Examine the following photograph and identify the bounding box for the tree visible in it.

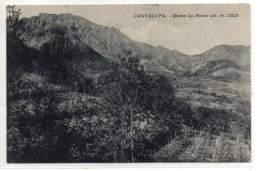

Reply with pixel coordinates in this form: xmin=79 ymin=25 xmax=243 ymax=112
xmin=97 ymin=57 xmax=191 ymax=162
xmin=7 ymin=5 xmax=21 ymax=32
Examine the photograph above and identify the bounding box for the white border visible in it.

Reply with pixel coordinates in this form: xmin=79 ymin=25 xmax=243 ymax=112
xmin=0 ymin=0 xmax=259 ymax=170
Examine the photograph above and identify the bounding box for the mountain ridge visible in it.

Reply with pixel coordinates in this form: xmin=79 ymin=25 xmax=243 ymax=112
xmin=15 ymin=13 xmax=250 ymax=78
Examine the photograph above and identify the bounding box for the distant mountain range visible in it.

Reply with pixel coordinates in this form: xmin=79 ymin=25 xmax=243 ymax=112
xmin=14 ymin=13 xmax=250 ymax=80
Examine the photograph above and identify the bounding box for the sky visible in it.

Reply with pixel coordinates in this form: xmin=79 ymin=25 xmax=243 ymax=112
xmin=16 ymin=4 xmax=250 ymax=55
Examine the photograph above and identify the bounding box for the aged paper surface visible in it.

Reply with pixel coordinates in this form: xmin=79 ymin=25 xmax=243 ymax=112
xmin=2 ymin=2 xmax=251 ymax=167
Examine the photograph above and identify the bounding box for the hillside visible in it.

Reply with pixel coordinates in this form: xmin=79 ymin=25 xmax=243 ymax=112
xmin=7 ymin=11 xmax=251 ymax=163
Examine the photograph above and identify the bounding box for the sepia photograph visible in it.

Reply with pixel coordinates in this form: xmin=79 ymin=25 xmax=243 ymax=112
xmin=5 ymin=4 xmax=251 ymax=163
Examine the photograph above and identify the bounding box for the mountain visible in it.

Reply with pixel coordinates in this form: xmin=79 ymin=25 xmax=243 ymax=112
xmin=189 ymin=45 xmax=250 ymax=72
xmin=14 ymin=13 xmax=250 ymax=79
xmin=186 ymin=45 xmax=251 ymax=81
xmin=15 ymin=13 xmax=188 ymax=75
